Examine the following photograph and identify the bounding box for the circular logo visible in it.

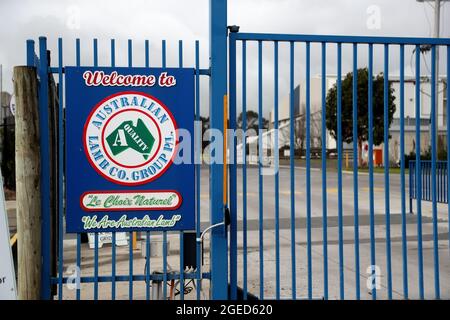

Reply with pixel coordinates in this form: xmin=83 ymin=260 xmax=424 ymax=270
xmin=83 ymin=91 xmax=177 ymax=185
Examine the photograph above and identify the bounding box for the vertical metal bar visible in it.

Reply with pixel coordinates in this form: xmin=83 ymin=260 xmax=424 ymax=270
xmin=289 ymin=41 xmax=297 ymax=300
xmin=178 ymin=39 xmax=185 ymax=301
xmin=228 ymin=34 xmax=238 ymax=300
xmin=415 ymin=45 xmax=424 ymax=299
xmin=26 ymin=40 xmax=35 ymax=66
xmin=110 ymin=38 xmax=117 ymax=301
xmin=38 ymin=36 xmax=51 ymax=300
xmin=127 ymin=38 xmax=133 ymax=301
xmin=447 ymin=45 xmax=450 ymax=256
xmin=93 ymin=38 xmax=99 ymax=301
xmin=321 ymin=42 xmax=329 ymax=300
xmin=257 ymin=40 xmax=264 ymax=300
xmin=57 ymin=37 xmax=64 ymax=301
xmin=209 ymin=0 xmax=228 ymax=299
xmin=144 ymin=39 xmax=150 ymax=301
xmin=368 ymin=43 xmax=376 ymax=300
xmin=241 ymin=40 xmax=248 ymax=300
xmin=305 ymin=41 xmax=313 ymax=300
xmin=194 ymin=40 xmax=202 ymax=301
xmin=410 ymin=160 xmax=413 ymax=214
xmin=352 ymin=43 xmax=360 ymax=300
xmin=161 ymin=39 xmax=168 ymax=300
xmin=430 ymin=45 xmax=440 ymax=299
xmin=274 ymin=40 xmax=280 ymax=300
xmin=75 ymin=38 xmax=81 ymax=301
xmin=399 ymin=44 xmax=409 ymax=299
xmin=383 ymin=44 xmax=393 ymax=300
xmin=336 ymin=42 xmax=344 ymax=300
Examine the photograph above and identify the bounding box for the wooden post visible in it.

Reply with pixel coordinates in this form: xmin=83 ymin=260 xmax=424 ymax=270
xmin=14 ymin=66 xmax=41 ymax=299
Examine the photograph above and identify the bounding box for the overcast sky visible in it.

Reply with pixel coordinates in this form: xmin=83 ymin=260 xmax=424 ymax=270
xmin=0 ymin=0 xmax=449 ymax=116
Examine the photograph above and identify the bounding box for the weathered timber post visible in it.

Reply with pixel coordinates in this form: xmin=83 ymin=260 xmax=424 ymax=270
xmin=13 ymin=66 xmax=41 ymax=299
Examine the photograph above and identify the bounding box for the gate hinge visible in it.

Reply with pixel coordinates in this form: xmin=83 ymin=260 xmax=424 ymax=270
xmin=227 ymin=25 xmax=240 ymax=34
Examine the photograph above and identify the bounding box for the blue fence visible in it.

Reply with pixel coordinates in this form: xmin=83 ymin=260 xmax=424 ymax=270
xmin=27 ymin=37 xmax=210 ymax=300
xmin=410 ymin=160 xmax=448 ymax=208
xmin=228 ymin=32 xmax=450 ymax=300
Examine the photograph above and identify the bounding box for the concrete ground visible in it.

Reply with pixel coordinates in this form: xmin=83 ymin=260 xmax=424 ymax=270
xmin=7 ymin=166 xmax=450 ymax=300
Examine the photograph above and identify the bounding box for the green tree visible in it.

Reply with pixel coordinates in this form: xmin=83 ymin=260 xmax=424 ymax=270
xmin=237 ymin=110 xmax=269 ymax=131
xmin=325 ymin=67 xmax=396 ymax=165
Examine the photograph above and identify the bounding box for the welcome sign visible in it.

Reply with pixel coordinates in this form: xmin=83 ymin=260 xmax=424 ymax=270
xmin=65 ymin=67 xmax=195 ymax=233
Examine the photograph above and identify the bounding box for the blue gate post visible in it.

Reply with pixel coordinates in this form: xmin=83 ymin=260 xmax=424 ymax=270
xmin=209 ymin=0 xmax=228 ymax=299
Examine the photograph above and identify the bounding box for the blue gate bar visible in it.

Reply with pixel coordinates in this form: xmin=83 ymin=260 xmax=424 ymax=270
xmin=399 ymin=44 xmax=409 ymax=299
xmin=75 ymin=38 xmax=81 ymax=301
xmin=26 ymin=40 xmax=35 ymax=66
xmin=38 ymin=36 xmax=51 ymax=300
xmin=415 ymin=44 xmax=424 ymax=299
xmin=321 ymin=42 xmax=329 ymax=300
xmin=161 ymin=39 xmax=168 ymax=301
xmin=289 ymin=41 xmax=296 ymax=300
xmin=93 ymin=38 xmax=99 ymax=301
xmin=194 ymin=40 xmax=202 ymax=301
xmin=209 ymin=0 xmax=228 ymax=299
xmin=305 ymin=41 xmax=313 ymax=300
xmin=110 ymin=38 xmax=117 ymax=301
xmin=144 ymin=39 xmax=151 ymax=301
xmin=383 ymin=44 xmax=393 ymax=300
xmin=228 ymin=33 xmax=238 ymax=300
xmin=241 ymin=40 xmax=248 ymax=300
xmin=257 ymin=40 xmax=264 ymax=299
xmin=336 ymin=42 xmax=344 ymax=300
xmin=448 ymin=45 xmax=450 ymax=256
xmin=233 ymin=33 xmax=450 ymax=45
xmin=352 ymin=43 xmax=360 ymax=300
xmin=57 ymin=37 xmax=64 ymax=301
xmin=274 ymin=40 xmax=280 ymax=300
xmin=127 ymin=38 xmax=134 ymax=301
xmin=178 ymin=39 xmax=185 ymax=301
xmin=368 ymin=43 xmax=376 ymax=300
xmin=430 ymin=45 xmax=440 ymax=299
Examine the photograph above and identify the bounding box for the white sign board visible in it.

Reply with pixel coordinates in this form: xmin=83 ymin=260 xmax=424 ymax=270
xmin=88 ymin=232 xmax=128 ymax=249
xmin=0 ymin=172 xmax=17 ymax=299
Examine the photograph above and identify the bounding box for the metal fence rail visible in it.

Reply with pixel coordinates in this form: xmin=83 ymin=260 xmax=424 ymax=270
xmin=410 ymin=160 xmax=448 ymax=205
xmin=228 ymin=32 xmax=450 ymax=300
xmin=27 ymin=37 xmax=209 ymax=300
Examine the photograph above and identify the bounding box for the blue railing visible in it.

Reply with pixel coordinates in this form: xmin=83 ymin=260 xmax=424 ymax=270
xmin=410 ymin=160 xmax=448 ymax=208
xmin=228 ymin=32 xmax=450 ymax=300
xmin=27 ymin=37 xmax=208 ymax=300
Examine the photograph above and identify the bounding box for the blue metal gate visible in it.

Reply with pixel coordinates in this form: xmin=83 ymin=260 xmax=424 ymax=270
xmin=228 ymin=32 xmax=450 ymax=300
xmin=26 ymin=36 xmax=214 ymax=300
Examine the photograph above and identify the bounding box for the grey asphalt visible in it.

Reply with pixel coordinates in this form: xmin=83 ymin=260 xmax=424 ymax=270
xmin=199 ymin=166 xmax=450 ymax=300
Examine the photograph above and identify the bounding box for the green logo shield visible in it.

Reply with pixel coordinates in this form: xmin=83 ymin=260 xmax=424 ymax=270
xmin=106 ymin=118 xmax=155 ymax=160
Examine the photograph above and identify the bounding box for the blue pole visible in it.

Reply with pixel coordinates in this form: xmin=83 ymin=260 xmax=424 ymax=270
xmin=415 ymin=45 xmax=424 ymax=299
xmin=178 ymin=39 xmax=185 ymax=301
xmin=93 ymin=38 xmax=99 ymax=301
xmin=289 ymin=41 xmax=297 ymax=300
xmin=274 ymin=41 xmax=280 ymax=300
xmin=38 ymin=36 xmax=51 ymax=300
xmin=110 ymin=38 xmax=117 ymax=301
xmin=430 ymin=45 xmax=440 ymax=299
xmin=75 ymin=38 xmax=81 ymax=301
xmin=57 ymin=37 xmax=64 ymax=301
xmin=368 ymin=44 xmax=376 ymax=300
xmin=321 ymin=42 xmax=329 ymax=300
xmin=352 ymin=43 xmax=360 ymax=300
xmin=383 ymin=44 xmax=392 ymax=300
xmin=337 ymin=42 xmax=344 ymax=300
xmin=241 ymin=40 xmax=248 ymax=300
xmin=228 ymin=33 xmax=238 ymax=300
xmin=209 ymin=0 xmax=228 ymax=299
xmin=305 ymin=41 xmax=312 ymax=300
xmin=26 ymin=40 xmax=35 ymax=66
xmin=257 ymin=40 xmax=264 ymax=300
xmin=195 ymin=40 xmax=202 ymax=300
xmin=399 ymin=44 xmax=409 ymax=299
